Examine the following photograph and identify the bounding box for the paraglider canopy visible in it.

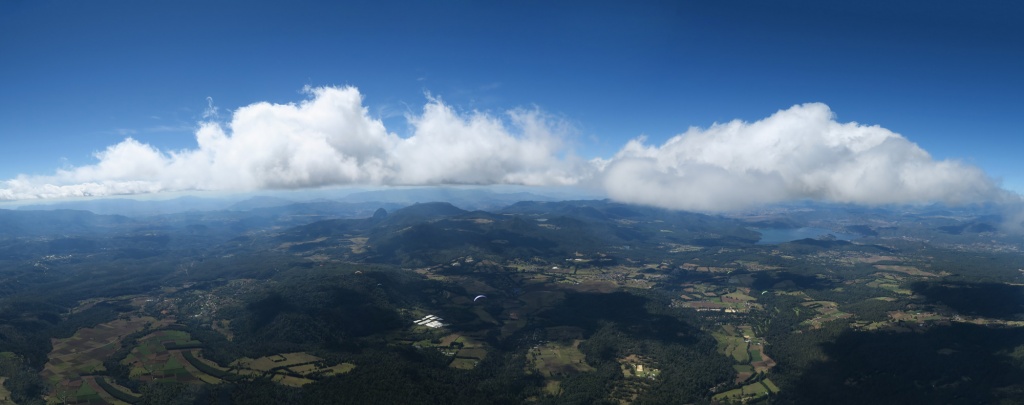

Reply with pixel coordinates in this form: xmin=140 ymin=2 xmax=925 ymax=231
xmin=473 ymin=295 xmax=487 ymax=302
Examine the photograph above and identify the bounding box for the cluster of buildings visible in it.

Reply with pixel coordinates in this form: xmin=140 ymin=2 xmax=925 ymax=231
xmin=413 ymin=314 xmax=445 ymax=328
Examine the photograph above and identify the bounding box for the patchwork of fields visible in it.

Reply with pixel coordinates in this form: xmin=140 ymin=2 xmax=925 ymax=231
xmin=38 ymin=309 xmax=355 ymax=404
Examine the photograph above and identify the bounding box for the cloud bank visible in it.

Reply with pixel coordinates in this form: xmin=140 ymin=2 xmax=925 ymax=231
xmin=600 ymin=103 xmax=1001 ymax=211
xmin=1 ymin=86 xmax=583 ymax=200
xmin=0 ymin=86 xmax=1006 ymax=211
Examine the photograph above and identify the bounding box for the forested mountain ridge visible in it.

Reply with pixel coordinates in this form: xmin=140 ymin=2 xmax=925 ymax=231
xmin=0 ymin=209 xmax=135 ymax=237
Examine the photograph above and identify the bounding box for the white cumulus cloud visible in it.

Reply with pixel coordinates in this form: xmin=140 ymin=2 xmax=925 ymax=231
xmin=0 ymin=89 xmax=1008 ymax=212
xmin=0 ymin=86 xmax=583 ymax=200
xmin=599 ymin=103 xmax=1001 ymax=211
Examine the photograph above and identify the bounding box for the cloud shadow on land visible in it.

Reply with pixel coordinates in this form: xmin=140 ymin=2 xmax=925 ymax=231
xmin=537 ymin=291 xmax=699 ymax=344
xmin=784 ymin=324 xmax=1024 ymax=404
xmin=750 ymin=271 xmax=836 ymax=292
xmin=911 ymin=281 xmax=1024 ymax=320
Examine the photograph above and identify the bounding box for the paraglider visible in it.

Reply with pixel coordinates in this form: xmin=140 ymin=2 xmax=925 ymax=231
xmin=473 ymin=295 xmax=487 ymax=302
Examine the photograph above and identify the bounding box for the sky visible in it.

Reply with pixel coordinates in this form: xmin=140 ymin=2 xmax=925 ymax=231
xmin=1 ymin=0 xmax=1022 ymax=211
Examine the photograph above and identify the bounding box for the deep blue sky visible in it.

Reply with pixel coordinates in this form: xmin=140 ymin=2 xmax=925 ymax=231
xmin=2 ymin=0 xmax=1022 ymax=191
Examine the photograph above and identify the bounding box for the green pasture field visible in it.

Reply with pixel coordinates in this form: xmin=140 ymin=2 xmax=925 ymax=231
xmin=748 ymin=348 xmax=763 ymax=362
xmin=526 ymin=340 xmax=594 ymax=378
xmin=232 ymin=352 xmax=322 ymax=372
xmin=72 ymin=379 xmax=102 ymax=403
xmin=712 ymin=330 xmax=750 ymax=363
xmin=866 ymin=278 xmax=913 ymax=295
xmin=450 ymin=358 xmax=479 ymax=370
xmin=722 ymin=291 xmax=756 ymax=302
xmin=405 ymin=334 xmax=490 ymax=369
xmin=730 ymin=342 xmax=750 ymax=363
xmin=732 ymin=365 xmax=753 ymax=373
xmin=713 ymin=324 xmax=778 ymax=387
xmin=456 ymin=348 xmax=488 ymax=361
xmin=712 ymin=380 xmax=773 ymax=403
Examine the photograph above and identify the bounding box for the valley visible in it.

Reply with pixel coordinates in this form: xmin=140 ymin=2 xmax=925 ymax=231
xmin=0 ymin=195 xmax=1022 ymax=404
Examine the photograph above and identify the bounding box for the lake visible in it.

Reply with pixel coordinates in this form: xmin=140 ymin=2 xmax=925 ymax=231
xmin=754 ymin=227 xmax=861 ymax=245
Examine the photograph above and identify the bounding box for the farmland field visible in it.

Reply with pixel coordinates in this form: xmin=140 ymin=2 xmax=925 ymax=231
xmin=230 ymin=352 xmax=354 ymax=383
xmin=232 ymin=352 xmax=321 ymax=372
xmin=526 ymin=340 xmax=594 ymax=378
xmin=41 ymin=316 xmax=171 ymax=386
xmin=712 ymin=379 xmax=779 ymax=403
xmin=122 ymin=329 xmax=204 ymax=383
